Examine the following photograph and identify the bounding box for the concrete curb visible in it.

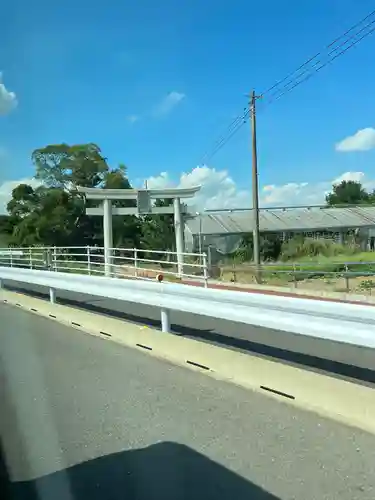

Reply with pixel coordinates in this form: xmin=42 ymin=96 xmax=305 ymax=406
xmin=2 ymin=289 xmax=375 ymax=435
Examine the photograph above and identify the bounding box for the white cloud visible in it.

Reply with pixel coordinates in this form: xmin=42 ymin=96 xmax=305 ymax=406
xmin=126 ymin=114 xmax=139 ymax=124
xmin=128 ymin=91 xmax=185 ymax=122
xmin=331 ymin=171 xmax=365 ymax=184
xmin=0 ymin=73 xmax=18 ymax=116
xmin=145 ymin=166 xmax=249 ymax=211
xmin=0 ymin=178 xmax=41 ymax=214
xmin=335 ymin=128 xmax=375 ymax=152
xmin=153 ymin=91 xmax=185 ymax=117
xmin=143 ymin=167 xmax=375 ymax=211
xmin=145 ymin=172 xmax=174 ymax=189
xmin=3 ymin=169 xmax=374 ymax=216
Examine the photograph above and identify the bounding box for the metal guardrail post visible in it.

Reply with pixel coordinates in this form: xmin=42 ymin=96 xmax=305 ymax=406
xmin=29 ymin=249 xmax=33 ymax=269
xmin=48 ymin=249 xmax=52 ymax=271
xmin=134 ymin=248 xmax=138 ymax=277
xmin=173 ymin=198 xmax=184 ymax=277
xmin=161 ymin=308 xmax=170 ymax=333
xmin=10 ymin=249 xmax=13 ymax=268
xmin=87 ymin=246 xmax=92 ymax=276
xmin=103 ymin=199 xmax=113 ymax=277
xmin=49 ymin=287 xmax=56 ymax=304
xmin=345 ymin=264 xmax=349 ymax=291
xmin=203 ymin=253 xmax=208 ymax=288
xmin=53 ymin=247 xmax=57 ymax=271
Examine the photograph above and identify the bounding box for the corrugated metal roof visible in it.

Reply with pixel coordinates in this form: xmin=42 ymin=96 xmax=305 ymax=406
xmin=185 ymin=206 xmax=375 ymax=235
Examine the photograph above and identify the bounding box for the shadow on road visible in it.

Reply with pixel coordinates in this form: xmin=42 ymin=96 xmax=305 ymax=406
xmin=2 ymin=441 xmax=279 ymax=500
xmin=180 ymin=328 xmax=375 ymax=385
xmin=4 ymin=282 xmax=375 ymax=385
xmin=3 ymin=283 xmax=214 ymax=336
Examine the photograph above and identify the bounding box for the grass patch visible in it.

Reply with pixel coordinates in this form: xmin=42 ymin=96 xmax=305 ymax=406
xmin=220 ymin=250 xmax=375 ymax=286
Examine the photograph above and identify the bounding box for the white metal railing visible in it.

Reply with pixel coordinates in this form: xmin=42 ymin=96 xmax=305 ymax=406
xmin=0 ymin=246 xmax=209 ymax=287
xmin=1 ymin=267 xmax=375 ymax=352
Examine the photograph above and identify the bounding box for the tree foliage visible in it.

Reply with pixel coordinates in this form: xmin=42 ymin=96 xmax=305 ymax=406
xmin=0 ymin=214 xmax=12 ymax=246
xmin=33 ymin=143 xmax=108 ymax=189
xmin=140 ymin=199 xmax=175 ymax=252
xmin=7 ymin=185 xmax=84 ymax=246
xmin=234 ymin=233 xmax=282 ymax=262
xmin=5 ymin=143 xmax=173 ymax=251
xmin=325 ymin=180 xmax=375 ymax=206
xmin=7 ymin=144 xmax=143 ymax=248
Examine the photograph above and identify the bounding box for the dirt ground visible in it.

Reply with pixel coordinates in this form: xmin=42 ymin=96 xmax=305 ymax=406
xmin=219 ymin=268 xmax=375 ymax=295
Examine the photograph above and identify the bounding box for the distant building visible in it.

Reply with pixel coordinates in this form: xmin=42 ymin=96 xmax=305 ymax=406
xmin=184 ymin=205 xmax=375 ymax=255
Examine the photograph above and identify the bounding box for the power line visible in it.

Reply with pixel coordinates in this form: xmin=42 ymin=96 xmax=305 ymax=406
xmin=264 ymin=16 xmax=375 ymax=105
xmin=198 ymin=8 xmax=375 ymax=164
xmin=265 ymin=21 xmax=375 ymax=106
xmin=261 ymin=9 xmax=375 ymax=100
xmin=199 ymin=107 xmax=251 ymax=164
xmin=327 ymin=8 xmax=375 ymax=48
xmin=199 ymin=112 xmax=247 ymax=164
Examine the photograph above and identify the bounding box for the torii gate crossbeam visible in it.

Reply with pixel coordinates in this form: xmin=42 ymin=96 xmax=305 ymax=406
xmin=77 ymin=186 xmax=201 ymax=277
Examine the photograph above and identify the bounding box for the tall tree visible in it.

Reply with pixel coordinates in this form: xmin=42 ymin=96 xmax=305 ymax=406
xmin=0 ymin=214 xmax=12 ymax=247
xmin=32 ymin=143 xmax=108 ymax=188
xmin=7 ymin=184 xmax=83 ymax=246
xmin=325 ymin=180 xmax=372 ymax=206
xmin=30 ymin=143 xmax=110 ymax=245
xmin=7 ymin=144 xmax=142 ymax=248
xmin=6 ymin=184 xmax=38 ymax=219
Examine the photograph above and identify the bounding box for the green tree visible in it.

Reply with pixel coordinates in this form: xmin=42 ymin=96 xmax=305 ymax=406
xmin=103 ymin=164 xmax=132 ymax=190
xmin=7 ymin=144 xmax=142 ymax=248
xmin=141 ymin=199 xmax=175 ymax=253
xmin=233 ymin=233 xmax=282 ymax=262
xmin=7 ymin=184 xmax=83 ymax=246
xmin=32 ymin=143 xmax=108 ymax=188
xmin=261 ymin=234 xmax=282 ymax=261
xmin=325 ymin=180 xmax=371 ymax=206
xmin=6 ymin=184 xmax=41 ymax=246
xmin=6 ymin=184 xmax=38 ymax=219
xmin=0 ymin=214 xmax=13 ymax=246
xmin=30 ymin=143 xmax=110 ymax=247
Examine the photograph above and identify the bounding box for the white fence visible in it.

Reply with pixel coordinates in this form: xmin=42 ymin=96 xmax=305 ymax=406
xmin=1 ymin=266 xmax=375 ymax=349
xmin=0 ymin=246 xmax=208 ymax=286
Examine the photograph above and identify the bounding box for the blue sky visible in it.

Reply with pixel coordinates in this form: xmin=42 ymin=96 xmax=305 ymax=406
xmin=1 ymin=0 xmax=375 ymax=210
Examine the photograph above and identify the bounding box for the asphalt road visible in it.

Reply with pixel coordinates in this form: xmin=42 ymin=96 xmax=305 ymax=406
xmin=1 ymin=303 xmax=375 ymax=500
xmin=3 ymin=280 xmax=375 ymax=383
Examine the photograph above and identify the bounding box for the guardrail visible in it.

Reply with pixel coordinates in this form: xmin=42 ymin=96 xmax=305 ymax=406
xmin=5 ymin=246 xmax=375 ymax=297
xmin=1 ymin=266 xmax=375 ymax=349
xmin=0 ymin=246 xmax=208 ymax=286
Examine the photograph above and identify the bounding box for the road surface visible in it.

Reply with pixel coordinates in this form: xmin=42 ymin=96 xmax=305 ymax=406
xmin=1 ymin=303 xmax=375 ymax=500
xmin=3 ymin=280 xmax=375 ymax=383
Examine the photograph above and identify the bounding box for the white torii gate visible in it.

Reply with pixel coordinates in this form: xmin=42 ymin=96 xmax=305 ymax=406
xmin=77 ymin=186 xmax=201 ymax=277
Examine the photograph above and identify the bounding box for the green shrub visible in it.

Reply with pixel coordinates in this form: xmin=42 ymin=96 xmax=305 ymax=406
xmin=358 ymin=279 xmax=375 ymax=290
xmin=280 ymin=237 xmax=357 ymax=261
xmin=232 ymin=233 xmax=282 ymax=263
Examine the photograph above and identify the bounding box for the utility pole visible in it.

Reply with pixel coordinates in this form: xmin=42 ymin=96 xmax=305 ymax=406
xmin=250 ymin=90 xmax=261 ymax=283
